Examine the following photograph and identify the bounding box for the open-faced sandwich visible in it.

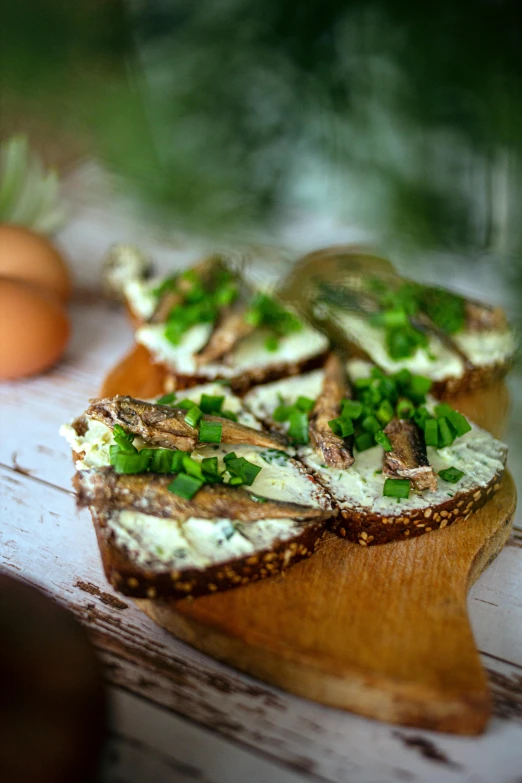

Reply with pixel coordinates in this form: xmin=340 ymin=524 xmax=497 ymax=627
xmin=244 ymin=355 xmax=508 ymax=545
xmin=61 ymin=383 xmax=333 ymax=598
xmin=281 ymin=247 xmax=517 ymax=398
xmin=123 ymin=255 xmax=329 ymax=394
xmin=62 ymin=246 xmax=512 ymax=599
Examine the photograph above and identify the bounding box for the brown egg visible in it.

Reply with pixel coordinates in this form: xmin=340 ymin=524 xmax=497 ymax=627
xmin=0 ymin=277 xmax=70 ymax=379
xmin=0 ymin=224 xmax=71 ymax=301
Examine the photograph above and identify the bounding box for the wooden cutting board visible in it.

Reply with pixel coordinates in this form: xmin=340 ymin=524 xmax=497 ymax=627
xmin=101 ymin=346 xmax=516 ymax=735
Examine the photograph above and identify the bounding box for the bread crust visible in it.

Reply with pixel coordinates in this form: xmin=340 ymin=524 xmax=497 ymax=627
xmin=90 ymin=507 xmax=327 ymax=599
xmin=328 ymin=465 xmax=505 ymax=547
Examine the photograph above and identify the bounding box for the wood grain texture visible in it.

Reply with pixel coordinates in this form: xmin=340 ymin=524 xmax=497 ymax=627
xmin=100 ymin=340 xmax=516 ymax=734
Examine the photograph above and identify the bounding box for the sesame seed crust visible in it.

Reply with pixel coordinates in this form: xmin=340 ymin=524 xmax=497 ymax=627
xmin=327 ymin=466 xmax=506 ymax=546
xmin=90 ymin=507 xmax=328 ymax=600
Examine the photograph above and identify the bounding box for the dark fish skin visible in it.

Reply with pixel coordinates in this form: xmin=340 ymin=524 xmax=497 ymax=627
xmin=74 ymin=469 xmax=331 ymax=523
xmin=87 ymin=396 xmax=286 ymax=451
xmin=465 ymin=301 xmax=507 ymax=332
xmin=196 ymin=306 xmax=254 ymax=365
xmin=383 ymin=419 xmax=437 ymax=492
xmin=309 ymin=353 xmax=354 ymax=469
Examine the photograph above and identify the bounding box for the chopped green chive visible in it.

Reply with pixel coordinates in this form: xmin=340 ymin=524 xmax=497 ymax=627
xmin=396 ymin=398 xmax=415 ymax=419
xmin=355 ymin=432 xmax=374 ymax=452
xmin=199 ymin=420 xmax=223 ymax=443
xmin=201 ymin=456 xmax=224 ymax=483
xmin=438 ymin=467 xmax=465 ymax=483
xmin=376 ymin=399 xmax=394 ymax=425
xmin=296 ymin=396 xmax=315 ymax=414
xmin=362 ymin=415 xmax=381 ymax=434
xmin=168 ymin=473 xmax=204 ymax=500
xmin=410 ymin=374 xmax=432 ymax=396
xmin=149 ymin=448 xmax=177 ymax=473
xmin=199 ymin=394 xmax=225 ymax=414
xmin=273 ymin=404 xmax=293 ymax=422
xmin=249 ymin=493 xmax=268 ymax=503
xmin=223 ymin=451 xmax=237 ymax=463
xmin=341 ymin=399 xmax=363 ymax=420
xmin=184 ymin=405 xmax=203 ymax=428
xmin=437 ymin=418 xmax=455 ymax=448
xmin=111 ymin=450 xmax=151 ymax=474
xmin=182 ymin=455 xmax=204 ymax=479
xmin=178 ymin=398 xmax=196 ymax=410
xmin=424 ymin=418 xmax=439 ymax=447
xmin=288 ymin=409 xmax=310 ymax=444
xmin=156 ymin=392 xmax=177 ymax=405
xmin=383 ymin=478 xmax=410 ymax=499
xmin=113 ymin=424 xmax=136 ymax=452
xmin=434 ymin=404 xmax=471 ymax=437
xmin=328 ymin=417 xmax=354 ymax=438
xmin=375 ymin=430 xmax=393 ymax=451
xmin=201 ymin=456 xmax=219 ymax=475
xmin=265 ymin=335 xmax=279 ymax=352
xmin=171 ymin=450 xmax=184 ymax=473
xmin=225 ymin=456 xmax=262 ymax=486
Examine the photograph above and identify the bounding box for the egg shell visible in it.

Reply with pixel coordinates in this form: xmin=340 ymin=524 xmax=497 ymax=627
xmin=0 ymin=277 xmax=70 ymax=379
xmin=0 ymin=224 xmax=71 ymax=301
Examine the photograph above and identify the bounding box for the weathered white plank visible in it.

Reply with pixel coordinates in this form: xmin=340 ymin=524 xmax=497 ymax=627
xmin=2 ymin=465 xmax=522 ymax=783
xmin=103 ymin=688 xmax=325 ymax=783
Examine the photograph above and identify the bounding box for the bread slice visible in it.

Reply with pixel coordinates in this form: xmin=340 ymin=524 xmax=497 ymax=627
xmin=61 ymin=383 xmax=334 ymax=599
xmin=244 ymin=364 xmax=508 ymax=546
xmin=124 ymin=272 xmax=329 ymax=395
xmin=279 ymin=246 xmax=517 ymax=398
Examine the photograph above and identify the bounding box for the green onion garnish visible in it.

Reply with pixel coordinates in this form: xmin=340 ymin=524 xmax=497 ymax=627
xmin=328 ymin=417 xmax=354 ymax=438
xmin=434 ymin=404 xmax=471 ymax=437
xmin=168 ymin=473 xmax=204 ymax=500
xmin=375 ymin=430 xmax=393 ymax=451
xmin=182 ymin=454 xmax=204 ymax=479
xmin=156 ymin=392 xmax=177 ymax=405
xmin=111 ymin=450 xmax=151 ymax=474
xmin=265 ymin=335 xmax=279 ymax=352
xmin=341 ymin=400 xmax=363 ymax=420
xmin=424 ymin=418 xmax=439 ymax=447
xmin=199 ymin=394 xmax=225 ymax=414
xmin=362 ymin=415 xmax=381 ymax=434
xmin=149 ymin=448 xmax=177 ymax=473
xmin=201 ymin=456 xmax=224 ymax=483
xmin=354 ymin=432 xmax=374 ymax=452
xmin=178 ymin=398 xmax=196 ymax=410
xmin=223 ymin=451 xmax=237 ymax=463
xmin=201 ymin=457 xmax=219 ymax=475
xmin=376 ymin=399 xmax=394 ymax=425
xmin=273 ymin=404 xmax=293 ymax=422
xmin=184 ymin=405 xmax=203 ymax=428
xmin=396 ymin=398 xmax=415 ymax=419
xmin=199 ymin=420 xmax=223 ymax=443
xmin=437 ymin=418 xmax=455 ymax=448
xmin=113 ymin=424 xmax=136 ymax=452
xmin=288 ymin=409 xmax=309 ymax=444
xmin=296 ymin=396 xmax=315 ymax=413
xmin=438 ymin=467 xmax=465 ymax=483
xmin=171 ymin=450 xmax=184 ymax=473
xmin=383 ymin=478 xmax=410 ymax=499
xmin=225 ymin=456 xmax=262 ymax=486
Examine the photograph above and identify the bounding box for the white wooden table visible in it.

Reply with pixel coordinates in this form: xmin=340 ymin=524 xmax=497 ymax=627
xmin=1 ymin=202 xmax=522 ymax=782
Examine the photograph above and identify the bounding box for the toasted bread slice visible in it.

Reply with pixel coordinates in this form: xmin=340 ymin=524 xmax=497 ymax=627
xmin=244 ymin=365 xmax=508 ymax=546
xmin=61 ymin=383 xmax=334 ymax=598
